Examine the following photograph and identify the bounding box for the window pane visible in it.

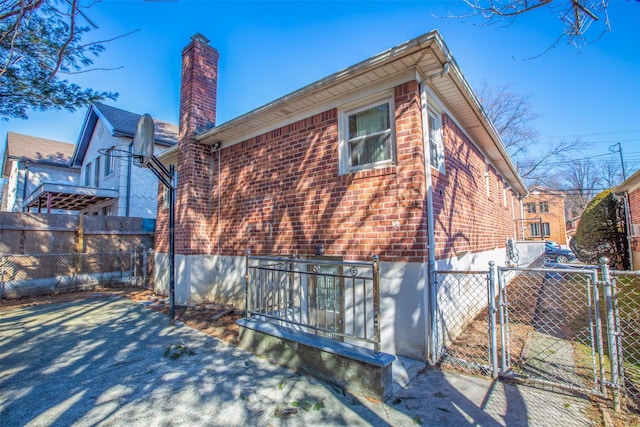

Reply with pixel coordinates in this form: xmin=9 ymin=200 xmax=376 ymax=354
xmin=85 ymin=163 xmax=92 ymax=186
xmin=105 ymin=148 xmax=114 ymax=176
xmin=530 ymin=223 xmax=540 ymax=236
xmin=348 ymin=104 xmax=389 ymax=139
xmin=539 ymin=202 xmax=549 ymax=213
xmin=349 ymin=132 xmax=391 ymax=167
xmin=430 ymin=141 xmax=438 ymax=168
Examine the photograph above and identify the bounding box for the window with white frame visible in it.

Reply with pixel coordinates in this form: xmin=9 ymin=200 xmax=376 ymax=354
xmin=539 ymin=201 xmax=549 ymax=213
xmin=428 ymin=111 xmax=445 ymax=173
xmin=340 ymin=99 xmax=395 ymax=173
xmin=94 ymin=157 xmax=100 ymax=186
xmin=104 ymin=147 xmax=115 ymax=176
xmin=530 ymin=222 xmax=550 ymax=237
xmin=84 ymin=162 xmax=92 ymax=186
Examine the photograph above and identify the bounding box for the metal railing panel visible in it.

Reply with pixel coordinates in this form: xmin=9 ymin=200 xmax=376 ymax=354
xmin=244 ymin=252 xmax=380 ymax=352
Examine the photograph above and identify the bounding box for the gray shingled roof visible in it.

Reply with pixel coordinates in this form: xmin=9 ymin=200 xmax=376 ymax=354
xmin=3 ymin=132 xmax=74 ymax=176
xmin=94 ymin=103 xmax=178 ymax=146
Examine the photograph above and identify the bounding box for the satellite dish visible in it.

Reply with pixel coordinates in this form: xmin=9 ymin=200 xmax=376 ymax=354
xmin=132 ymin=114 xmax=155 ymax=167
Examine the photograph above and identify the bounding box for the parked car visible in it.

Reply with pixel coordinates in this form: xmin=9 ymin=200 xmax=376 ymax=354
xmin=545 ymin=241 xmax=562 ymax=251
xmin=545 ymin=243 xmax=576 ymax=264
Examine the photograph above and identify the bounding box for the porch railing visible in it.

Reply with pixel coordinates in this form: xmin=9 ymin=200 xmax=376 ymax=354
xmin=244 ymin=251 xmax=381 ymax=352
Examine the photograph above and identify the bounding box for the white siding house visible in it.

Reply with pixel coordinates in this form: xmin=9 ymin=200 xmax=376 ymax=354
xmin=72 ymin=104 xmax=178 ymax=218
xmin=1 ymin=133 xmax=79 ymax=213
xmin=1 ymin=104 xmax=178 ymax=218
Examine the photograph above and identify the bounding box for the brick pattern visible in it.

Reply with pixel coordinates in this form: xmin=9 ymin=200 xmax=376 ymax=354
xmin=208 ymin=81 xmax=426 ymax=262
xmin=158 ymin=79 xmax=520 ymax=262
xmin=628 ymin=188 xmax=640 ymax=254
xmin=432 ymin=115 xmax=519 ymax=259
xmin=522 ymin=191 xmax=567 ymax=244
xmin=173 ymin=37 xmax=220 ymax=255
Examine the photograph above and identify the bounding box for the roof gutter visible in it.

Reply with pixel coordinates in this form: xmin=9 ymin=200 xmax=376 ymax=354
xmin=429 ymin=35 xmax=527 ymax=196
xmin=194 ymin=30 xmax=441 ymax=144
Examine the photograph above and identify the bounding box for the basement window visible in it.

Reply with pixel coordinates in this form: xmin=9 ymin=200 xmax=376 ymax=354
xmin=339 ymin=98 xmax=395 ymax=174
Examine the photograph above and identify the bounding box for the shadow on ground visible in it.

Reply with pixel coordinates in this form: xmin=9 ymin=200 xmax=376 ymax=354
xmin=0 ymin=296 xmax=597 ymax=426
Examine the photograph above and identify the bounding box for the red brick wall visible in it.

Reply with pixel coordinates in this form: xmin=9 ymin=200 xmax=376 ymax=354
xmin=207 ymin=81 xmax=427 ymax=262
xmin=432 ymin=115 xmax=518 ymax=260
xmin=158 ymin=35 xmax=220 ymax=255
xmin=158 ymin=78 xmax=519 ymax=262
xmin=628 ymin=187 xmax=640 ymax=254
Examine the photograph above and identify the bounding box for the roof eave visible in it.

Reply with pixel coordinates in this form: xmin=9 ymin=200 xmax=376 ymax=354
xmin=615 ymin=168 xmax=640 ymax=194
xmin=193 ymin=30 xmax=527 ymax=196
xmin=195 ymin=30 xmax=441 ymax=144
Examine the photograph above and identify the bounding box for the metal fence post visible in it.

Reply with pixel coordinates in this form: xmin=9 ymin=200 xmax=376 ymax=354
xmin=588 ymin=273 xmax=607 ymax=395
xmin=600 ymin=257 xmax=621 ymax=412
xmin=142 ymin=248 xmax=148 ymax=288
xmin=487 ymin=261 xmax=498 ymax=379
xmin=0 ymin=261 xmax=5 ymax=300
xmin=132 ymin=249 xmax=137 ymax=283
xmin=372 ymin=255 xmax=381 ymax=354
xmin=497 ymin=267 xmax=508 ymax=374
xmin=245 ymin=249 xmax=251 ymax=319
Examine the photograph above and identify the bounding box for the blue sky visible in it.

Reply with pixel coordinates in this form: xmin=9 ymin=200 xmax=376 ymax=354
xmin=3 ymin=0 xmax=639 ymax=175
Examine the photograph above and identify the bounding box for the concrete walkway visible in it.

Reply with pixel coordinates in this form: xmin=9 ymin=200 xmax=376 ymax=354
xmin=0 ymin=296 xmax=598 ymax=426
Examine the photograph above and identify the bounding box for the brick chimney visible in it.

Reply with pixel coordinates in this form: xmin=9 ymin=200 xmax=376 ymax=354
xmin=176 ymin=34 xmax=219 ymax=255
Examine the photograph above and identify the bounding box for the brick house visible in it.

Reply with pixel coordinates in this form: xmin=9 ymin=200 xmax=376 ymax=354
xmin=521 ymin=186 xmax=568 ymax=245
xmin=615 ymin=169 xmax=640 ymax=269
xmin=155 ymin=31 xmax=527 ymax=360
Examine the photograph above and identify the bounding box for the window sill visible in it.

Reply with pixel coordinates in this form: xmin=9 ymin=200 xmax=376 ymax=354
xmin=342 ymin=165 xmax=397 ymax=181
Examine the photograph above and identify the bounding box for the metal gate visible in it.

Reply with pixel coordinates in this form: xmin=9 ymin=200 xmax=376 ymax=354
xmin=435 ymin=261 xmax=632 ymax=411
xmin=497 ymin=265 xmax=607 ymax=397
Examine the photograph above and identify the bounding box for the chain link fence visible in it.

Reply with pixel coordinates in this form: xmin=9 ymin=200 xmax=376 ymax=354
xmin=0 ymin=250 xmax=152 ymax=300
xmin=434 ymin=270 xmax=494 ymax=376
xmin=498 ymin=266 xmax=603 ymax=396
xmin=434 ymin=260 xmax=640 ymax=415
xmin=611 ymin=271 xmax=640 ymax=413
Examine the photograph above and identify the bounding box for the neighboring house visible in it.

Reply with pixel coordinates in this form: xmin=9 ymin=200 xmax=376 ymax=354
xmin=1 ymin=132 xmax=80 ymax=213
xmin=521 ymin=186 xmax=568 ymax=245
xmin=155 ymin=31 xmax=528 ymax=361
xmin=1 ymin=105 xmax=178 ymax=218
xmin=69 ymin=103 xmax=178 ymax=218
xmin=615 ymin=169 xmax=640 ymax=270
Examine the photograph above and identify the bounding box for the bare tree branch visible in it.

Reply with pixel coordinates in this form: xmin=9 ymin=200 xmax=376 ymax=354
xmin=451 ymin=0 xmax=613 ymax=51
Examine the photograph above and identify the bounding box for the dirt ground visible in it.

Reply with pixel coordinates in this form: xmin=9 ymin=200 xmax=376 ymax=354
xmin=0 ymin=286 xmax=242 ymax=346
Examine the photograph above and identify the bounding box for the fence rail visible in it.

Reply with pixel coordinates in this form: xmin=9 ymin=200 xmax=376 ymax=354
xmin=434 ymin=260 xmax=640 ymax=414
xmin=245 ymin=253 xmax=381 ymax=352
xmin=0 ymin=250 xmax=151 ymax=299
xmin=611 ymin=270 xmax=640 ymax=412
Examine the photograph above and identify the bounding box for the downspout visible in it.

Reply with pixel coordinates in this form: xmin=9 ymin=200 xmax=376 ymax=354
xmin=420 ymin=64 xmax=448 ymax=365
xmin=212 ymin=142 xmax=222 ymax=270
xmin=21 ymin=161 xmax=29 ymax=212
xmin=622 ymin=191 xmax=634 ymax=270
xmin=126 ymin=144 xmax=132 ymax=216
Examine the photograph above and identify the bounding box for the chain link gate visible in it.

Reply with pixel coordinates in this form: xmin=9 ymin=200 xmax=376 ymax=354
xmin=434 ymin=261 xmax=634 ymax=412
xmin=497 ymin=265 xmax=607 ymax=398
